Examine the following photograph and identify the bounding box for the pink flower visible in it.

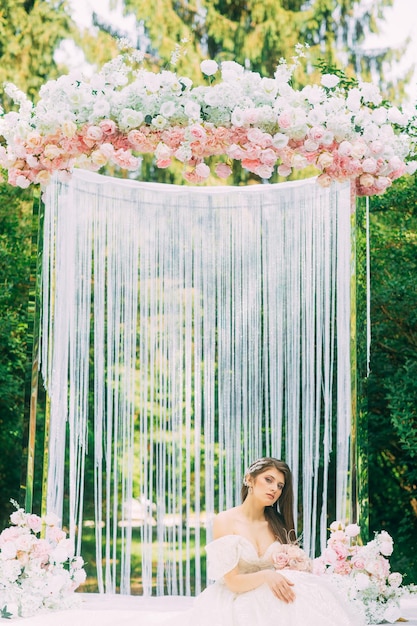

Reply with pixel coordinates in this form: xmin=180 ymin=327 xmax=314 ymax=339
xmin=195 ymin=162 xmax=210 ymax=179
xmin=316 ymin=151 xmax=334 ymax=170
xmin=215 ymin=162 xmax=232 ymax=178
xmin=188 ymin=124 xmax=207 ymax=141
xmin=247 ymin=128 xmax=272 ymax=148
xmin=254 ymin=164 xmax=273 ymax=178
xmin=260 ymin=148 xmax=278 ymax=167
xmin=358 ymin=173 xmax=375 ymax=188
xmin=112 ymin=149 xmax=140 ymax=170
xmin=26 ymin=514 xmax=42 ymax=534
xmin=99 ymin=119 xmax=117 ymax=135
xmin=351 ymin=555 xmax=366 ymax=570
xmin=84 ymin=125 xmax=104 ymax=143
xmin=273 ymin=551 xmax=290 ymax=569
xmin=277 ymin=164 xmax=292 ymax=177
xmin=277 ymin=111 xmax=292 ymax=129
xmin=345 ymin=523 xmax=361 ymax=538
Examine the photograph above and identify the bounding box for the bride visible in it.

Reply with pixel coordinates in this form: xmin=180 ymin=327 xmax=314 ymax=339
xmin=158 ymin=457 xmax=364 ymax=626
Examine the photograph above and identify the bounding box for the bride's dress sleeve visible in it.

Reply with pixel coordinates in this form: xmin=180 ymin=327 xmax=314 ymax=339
xmin=205 ymin=535 xmax=241 ymax=581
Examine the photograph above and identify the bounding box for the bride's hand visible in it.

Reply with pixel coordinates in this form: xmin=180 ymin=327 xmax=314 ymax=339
xmin=263 ymin=570 xmax=295 ymax=603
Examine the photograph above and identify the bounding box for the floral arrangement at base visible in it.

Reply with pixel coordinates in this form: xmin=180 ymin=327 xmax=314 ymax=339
xmin=0 ymin=501 xmax=86 ymax=619
xmin=0 ymin=42 xmax=416 ymax=195
xmin=313 ymin=520 xmax=415 ymax=624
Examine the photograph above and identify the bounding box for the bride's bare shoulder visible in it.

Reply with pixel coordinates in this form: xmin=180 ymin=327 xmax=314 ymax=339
xmin=213 ymin=507 xmax=241 ymax=538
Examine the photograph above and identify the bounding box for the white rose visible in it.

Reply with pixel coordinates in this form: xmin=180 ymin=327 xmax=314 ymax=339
xmin=388 ymin=572 xmax=403 ymax=588
xmin=321 ymin=74 xmax=340 ymax=89
xmin=119 ymin=108 xmax=144 ymax=130
xmin=200 ymin=60 xmax=218 ymax=76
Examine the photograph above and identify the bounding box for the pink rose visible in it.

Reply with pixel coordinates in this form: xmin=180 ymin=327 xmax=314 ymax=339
xmin=260 ymin=148 xmax=278 ymax=167
xmin=358 ymin=173 xmax=375 ymax=188
xmin=254 ymin=164 xmax=274 ymax=178
xmin=277 ymin=111 xmax=292 ymax=129
xmin=273 ymin=551 xmax=290 ymax=569
xmin=351 ymin=555 xmax=366 ymax=570
xmin=26 ymin=514 xmax=42 ymax=534
xmin=113 ymin=149 xmax=140 ymax=170
xmin=195 ymin=162 xmax=210 ymax=179
xmin=277 ymin=164 xmax=292 ymax=177
xmin=247 ymin=128 xmax=272 ymax=148
xmin=85 ymin=125 xmax=104 ymax=142
xmin=309 ymin=126 xmax=325 ymax=142
xmin=215 ymin=162 xmax=232 ymax=178
xmin=189 ymin=124 xmax=207 ymax=141
xmin=99 ymin=119 xmax=117 ymax=135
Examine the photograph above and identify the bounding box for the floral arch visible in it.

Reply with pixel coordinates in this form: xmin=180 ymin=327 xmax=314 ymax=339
xmin=0 ymin=46 xmax=415 ymax=599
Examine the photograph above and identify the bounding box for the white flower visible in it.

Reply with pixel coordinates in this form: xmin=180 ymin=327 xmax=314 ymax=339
xmin=221 ymin=61 xmax=244 ymax=80
xmin=184 ymin=100 xmax=201 ymax=120
xmin=272 ymin=133 xmax=289 ymax=149
xmin=200 ymin=60 xmax=218 ymax=76
xmin=383 ymin=603 xmax=402 ymax=623
xmin=359 ymin=81 xmax=382 ymax=106
xmin=151 ymin=115 xmax=168 ymax=129
xmin=160 ymin=101 xmax=177 ymax=118
xmin=43 ymin=512 xmax=60 ymax=527
xmin=321 ymin=74 xmax=340 ymax=88
xmin=119 ymin=108 xmax=144 ymax=130
xmin=388 ymin=572 xmax=403 ymax=588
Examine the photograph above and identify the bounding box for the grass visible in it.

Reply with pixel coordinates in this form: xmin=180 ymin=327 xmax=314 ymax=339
xmin=78 ymin=524 xmax=207 ymax=595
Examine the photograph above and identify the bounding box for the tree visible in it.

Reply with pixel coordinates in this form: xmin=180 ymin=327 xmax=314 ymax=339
xmin=367 ymin=174 xmax=417 ymax=583
xmin=0 ymin=0 xmax=79 ymax=523
xmin=0 ymin=185 xmax=32 ymax=527
xmin=0 ymin=0 xmax=76 ymax=99
xmin=117 ymin=0 xmax=406 ymax=94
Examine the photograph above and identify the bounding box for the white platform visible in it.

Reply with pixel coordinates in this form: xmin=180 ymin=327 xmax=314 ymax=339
xmin=11 ymin=593 xmax=417 ymax=625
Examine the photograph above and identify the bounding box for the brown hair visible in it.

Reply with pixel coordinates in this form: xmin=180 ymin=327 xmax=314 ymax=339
xmin=241 ymin=457 xmax=296 ymax=544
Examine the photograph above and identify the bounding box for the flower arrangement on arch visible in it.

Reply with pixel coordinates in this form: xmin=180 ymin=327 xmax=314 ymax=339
xmin=313 ymin=520 xmax=414 ymax=624
xmin=0 ymin=43 xmax=415 ymax=195
xmin=0 ymin=501 xmax=86 ymax=619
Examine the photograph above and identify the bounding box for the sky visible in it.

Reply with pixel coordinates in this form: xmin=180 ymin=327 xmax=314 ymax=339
xmin=66 ymin=0 xmax=417 ymax=103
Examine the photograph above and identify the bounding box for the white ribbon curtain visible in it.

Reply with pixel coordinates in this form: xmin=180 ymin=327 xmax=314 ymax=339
xmin=40 ymin=169 xmax=352 ymax=596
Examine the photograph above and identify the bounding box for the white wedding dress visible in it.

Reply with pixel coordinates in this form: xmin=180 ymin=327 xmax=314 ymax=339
xmin=157 ymin=534 xmax=365 ymax=626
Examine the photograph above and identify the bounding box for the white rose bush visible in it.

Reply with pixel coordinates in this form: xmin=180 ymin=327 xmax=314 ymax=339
xmin=0 ymin=43 xmax=415 ymax=194
xmin=0 ymin=502 xmax=86 ymax=618
xmin=313 ymin=520 xmax=415 ymax=624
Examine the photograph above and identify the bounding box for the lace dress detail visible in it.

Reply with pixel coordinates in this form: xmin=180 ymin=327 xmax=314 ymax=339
xmin=161 ymin=535 xmax=365 ymax=626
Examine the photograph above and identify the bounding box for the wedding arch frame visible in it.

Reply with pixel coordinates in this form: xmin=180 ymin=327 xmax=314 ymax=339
xmin=21 ymin=171 xmax=369 ymax=596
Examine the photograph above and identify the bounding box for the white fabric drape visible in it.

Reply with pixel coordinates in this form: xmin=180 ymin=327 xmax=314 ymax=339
xmin=40 ymin=169 xmax=352 ymax=596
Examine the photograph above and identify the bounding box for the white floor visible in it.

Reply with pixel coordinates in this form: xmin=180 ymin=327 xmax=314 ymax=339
xmin=11 ymin=593 xmax=417 ymax=625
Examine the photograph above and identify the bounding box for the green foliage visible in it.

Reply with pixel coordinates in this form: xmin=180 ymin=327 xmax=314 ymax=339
xmin=119 ymin=0 xmax=404 ymax=95
xmin=0 ymin=0 xmax=75 ymax=100
xmin=367 ymin=174 xmax=417 ymax=583
xmin=0 ymin=184 xmax=32 ymax=527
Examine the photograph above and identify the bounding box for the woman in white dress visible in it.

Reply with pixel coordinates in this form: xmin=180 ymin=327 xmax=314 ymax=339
xmin=160 ymin=457 xmax=363 ymax=626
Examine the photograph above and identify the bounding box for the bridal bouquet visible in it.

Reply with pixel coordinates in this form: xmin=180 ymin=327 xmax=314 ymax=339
xmin=0 ymin=501 xmax=86 ymax=618
xmin=313 ymin=520 xmax=411 ymax=624
xmin=272 ymin=543 xmax=312 ymax=572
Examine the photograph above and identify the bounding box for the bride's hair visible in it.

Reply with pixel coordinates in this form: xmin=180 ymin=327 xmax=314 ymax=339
xmin=241 ymin=457 xmax=296 ymax=543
